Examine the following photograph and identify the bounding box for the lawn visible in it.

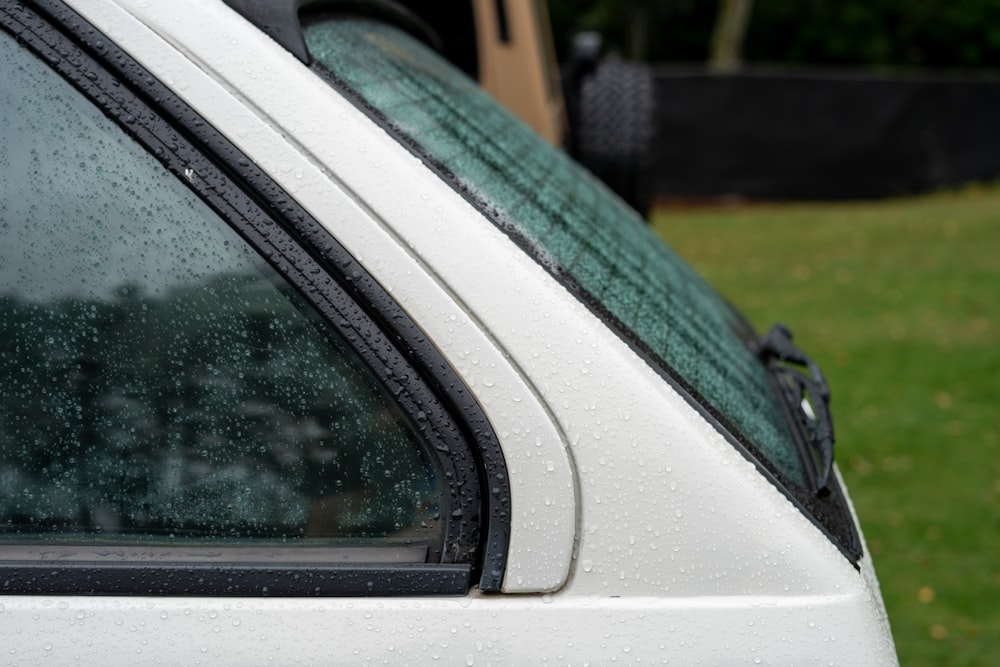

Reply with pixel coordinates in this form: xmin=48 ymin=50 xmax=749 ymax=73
xmin=651 ymin=185 xmax=1000 ymax=667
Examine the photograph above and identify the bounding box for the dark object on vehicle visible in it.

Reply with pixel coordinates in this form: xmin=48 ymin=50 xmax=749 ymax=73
xmin=757 ymin=324 xmax=835 ymax=496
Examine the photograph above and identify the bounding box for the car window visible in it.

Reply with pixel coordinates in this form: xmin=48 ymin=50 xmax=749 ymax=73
xmin=0 ymin=29 xmax=445 ymax=562
xmin=303 ymin=18 xmax=807 ymax=488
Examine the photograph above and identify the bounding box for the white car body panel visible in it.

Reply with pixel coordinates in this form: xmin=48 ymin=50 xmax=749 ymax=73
xmin=0 ymin=0 xmax=897 ymax=663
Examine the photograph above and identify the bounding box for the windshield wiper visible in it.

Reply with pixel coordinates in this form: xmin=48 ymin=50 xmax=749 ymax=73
xmin=756 ymin=324 xmax=835 ymax=496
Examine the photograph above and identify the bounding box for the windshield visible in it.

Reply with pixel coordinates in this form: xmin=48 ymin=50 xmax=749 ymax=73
xmin=303 ymin=18 xmax=807 ymax=488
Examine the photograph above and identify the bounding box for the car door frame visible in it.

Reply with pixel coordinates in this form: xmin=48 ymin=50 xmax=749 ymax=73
xmin=0 ymin=0 xmax=514 ymax=596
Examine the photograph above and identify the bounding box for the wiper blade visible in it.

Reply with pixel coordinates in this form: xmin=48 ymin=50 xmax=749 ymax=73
xmin=757 ymin=324 xmax=835 ymax=496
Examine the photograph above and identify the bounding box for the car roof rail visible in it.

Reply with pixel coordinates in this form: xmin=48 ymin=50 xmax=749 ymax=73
xmin=223 ymin=0 xmax=443 ymax=65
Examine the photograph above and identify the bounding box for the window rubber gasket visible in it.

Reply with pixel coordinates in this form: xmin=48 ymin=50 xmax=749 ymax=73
xmin=0 ymin=0 xmax=511 ymax=595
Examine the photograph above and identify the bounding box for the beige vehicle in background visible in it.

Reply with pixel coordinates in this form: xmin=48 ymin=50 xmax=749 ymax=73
xmin=471 ymin=0 xmax=568 ymax=146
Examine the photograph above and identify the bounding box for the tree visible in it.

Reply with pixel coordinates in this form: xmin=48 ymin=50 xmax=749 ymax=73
xmin=710 ymin=0 xmax=754 ymax=72
xmin=548 ymin=0 xmax=1000 ymax=69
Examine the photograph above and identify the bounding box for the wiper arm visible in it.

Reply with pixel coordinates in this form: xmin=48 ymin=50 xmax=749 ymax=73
xmin=756 ymin=324 xmax=835 ymax=496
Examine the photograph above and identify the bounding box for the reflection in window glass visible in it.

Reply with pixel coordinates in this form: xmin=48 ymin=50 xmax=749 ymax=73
xmin=0 ymin=34 xmax=443 ymax=554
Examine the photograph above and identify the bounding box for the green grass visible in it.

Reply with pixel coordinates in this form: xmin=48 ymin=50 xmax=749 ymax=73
xmin=651 ymin=185 xmax=1000 ymax=667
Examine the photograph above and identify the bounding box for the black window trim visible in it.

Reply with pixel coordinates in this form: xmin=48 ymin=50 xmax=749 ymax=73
xmin=2 ymin=562 xmax=473 ymax=597
xmin=0 ymin=0 xmax=511 ymax=596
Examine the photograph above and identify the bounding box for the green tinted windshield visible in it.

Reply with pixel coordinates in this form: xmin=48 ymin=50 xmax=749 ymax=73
xmin=304 ymin=19 xmax=805 ymax=486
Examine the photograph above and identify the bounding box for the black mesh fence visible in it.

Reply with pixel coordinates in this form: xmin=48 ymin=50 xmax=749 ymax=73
xmin=646 ymin=67 xmax=1000 ymax=200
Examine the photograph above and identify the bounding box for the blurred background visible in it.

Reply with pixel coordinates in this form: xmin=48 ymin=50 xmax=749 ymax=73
xmin=404 ymin=1 xmax=999 ymax=664
xmin=555 ymin=3 xmax=1000 ymax=665
xmin=548 ymin=0 xmax=1000 ymax=212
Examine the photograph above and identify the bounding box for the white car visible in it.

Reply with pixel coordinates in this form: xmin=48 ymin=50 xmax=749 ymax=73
xmin=0 ymin=0 xmax=896 ymax=664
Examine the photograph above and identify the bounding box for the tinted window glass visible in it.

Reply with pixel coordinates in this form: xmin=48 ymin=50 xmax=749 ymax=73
xmin=0 ymin=33 xmax=443 ymax=557
xmin=304 ymin=19 xmax=806 ymax=486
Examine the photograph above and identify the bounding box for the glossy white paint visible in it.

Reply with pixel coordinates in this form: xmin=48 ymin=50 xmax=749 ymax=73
xmin=2 ymin=591 xmax=893 ymax=665
xmin=0 ymin=0 xmax=898 ymax=663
